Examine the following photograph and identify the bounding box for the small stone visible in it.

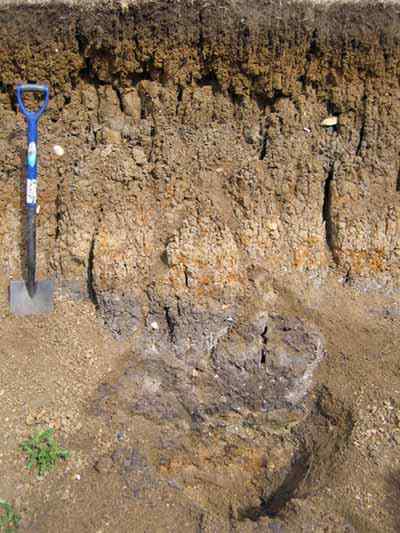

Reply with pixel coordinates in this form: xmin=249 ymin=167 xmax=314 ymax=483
xmin=26 ymin=414 xmax=35 ymax=425
xmin=36 ymin=409 xmax=46 ymax=421
xmin=53 ymin=145 xmax=65 ymax=156
xmin=132 ymin=147 xmax=147 ymax=166
xmin=266 ymin=221 xmax=278 ymax=231
xmin=321 ymin=116 xmax=338 ymax=127
xmin=244 ymin=126 xmax=261 ymax=145
xmin=101 ymin=127 xmax=122 ymax=145
xmin=75 ymin=474 xmax=81 ymax=480
xmin=94 ymin=457 xmax=114 ymax=474
xmin=51 ymin=418 xmax=62 ymax=430
xmin=120 ymin=0 xmax=129 ymax=12
xmin=150 ymin=321 xmax=159 ymax=330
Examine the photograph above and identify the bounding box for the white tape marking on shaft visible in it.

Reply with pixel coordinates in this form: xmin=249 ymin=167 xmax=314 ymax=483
xmin=27 ymin=180 xmax=37 ymax=205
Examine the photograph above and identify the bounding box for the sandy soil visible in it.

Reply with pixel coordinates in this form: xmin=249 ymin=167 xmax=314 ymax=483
xmin=1 ymin=277 xmax=399 ymax=532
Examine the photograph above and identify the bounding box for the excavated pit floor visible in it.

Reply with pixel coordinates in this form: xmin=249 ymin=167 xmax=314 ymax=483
xmin=1 ymin=278 xmax=400 ymax=532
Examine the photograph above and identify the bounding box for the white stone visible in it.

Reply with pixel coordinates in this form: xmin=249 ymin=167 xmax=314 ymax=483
xmin=321 ymin=116 xmax=338 ymax=127
xmin=132 ymin=147 xmax=147 ymax=166
xmin=53 ymin=145 xmax=65 ymax=156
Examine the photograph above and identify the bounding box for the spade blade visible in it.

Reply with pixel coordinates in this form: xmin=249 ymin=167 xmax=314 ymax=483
xmin=10 ymin=280 xmax=54 ymax=316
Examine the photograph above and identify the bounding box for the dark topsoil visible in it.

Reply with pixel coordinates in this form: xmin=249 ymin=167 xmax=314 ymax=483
xmin=0 ymin=0 xmax=400 ymax=93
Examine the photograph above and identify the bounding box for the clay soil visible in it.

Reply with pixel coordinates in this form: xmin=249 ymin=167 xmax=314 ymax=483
xmin=0 ymin=278 xmax=399 ymax=532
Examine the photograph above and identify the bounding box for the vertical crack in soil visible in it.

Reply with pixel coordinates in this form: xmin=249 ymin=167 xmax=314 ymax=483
xmin=149 ymin=126 xmax=157 ymax=162
xmin=297 ymin=29 xmax=320 ymax=92
xmin=198 ymin=5 xmax=206 ymax=67
xmin=356 ymin=90 xmax=368 ymax=156
xmin=260 ymin=324 xmax=268 ymax=365
xmin=175 ymin=85 xmax=184 ymax=116
xmin=184 ymin=267 xmax=190 ymax=288
xmin=343 ymin=267 xmax=352 ymax=285
xmin=323 ymin=162 xmax=336 ymax=260
xmin=396 ymin=165 xmax=400 ymax=191
xmin=54 ymin=177 xmax=63 ymax=241
xmin=164 ymin=306 xmax=177 ymax=343
xmin=197 ymin=512 xmax=205 ymax=533
xmin=259 ymin=123 xmax=269 ymax=161
xmin=87 ymin=232 xmax=98 ymax=306
xmin=116 ymin=88 xmax=124 ymax=114
xmin=75 ymin=23 xmax=92 ymax=81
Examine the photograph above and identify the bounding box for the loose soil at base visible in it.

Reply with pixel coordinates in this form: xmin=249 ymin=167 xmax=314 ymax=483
xmin=1 ymin=277 xmax=399 ymax=532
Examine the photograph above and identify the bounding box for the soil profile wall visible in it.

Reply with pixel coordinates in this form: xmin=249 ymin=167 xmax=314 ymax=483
xmin=0 ymin=0 xmax=399 ymax=335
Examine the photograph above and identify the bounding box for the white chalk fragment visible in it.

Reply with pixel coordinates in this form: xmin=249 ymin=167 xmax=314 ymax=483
xmin=321 ymin=116 xmax=338 ymax=127
xmin=132 ymin=147 xmax=147 ymax=166
xmin=36 ymin=205 xmax=40 ymax=214
xmin=304 ymin=127 xmax=311 ymax=133
xmin=53 ymin=145 xmax=65 ymax=156
xmin=150 ymin=321 xmax=159 ymax=330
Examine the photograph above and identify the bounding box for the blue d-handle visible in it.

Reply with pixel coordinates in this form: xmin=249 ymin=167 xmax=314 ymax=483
xmin=16 ymin=84 xmax=49 ymax=207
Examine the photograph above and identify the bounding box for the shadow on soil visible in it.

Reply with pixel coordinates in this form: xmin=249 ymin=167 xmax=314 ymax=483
xmin=239 ymin=449 xmax=311 ymax=520
xmin=385 ymin=470 xmax=400 ymax=532
xmin=239 ymin=386 xmax=354 ymax=523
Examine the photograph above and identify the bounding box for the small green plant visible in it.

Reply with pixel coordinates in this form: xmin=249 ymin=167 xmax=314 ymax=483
xmin=20 ymin=428 xmax=69 ymax=477
xmin=0 ymin=500 xmax=20 ymax=532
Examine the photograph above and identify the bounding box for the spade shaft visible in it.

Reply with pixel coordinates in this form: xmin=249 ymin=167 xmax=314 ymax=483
xmin=27 ymin=206 xmax=36 ymax=297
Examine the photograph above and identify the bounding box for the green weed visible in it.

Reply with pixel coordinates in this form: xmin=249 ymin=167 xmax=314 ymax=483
xmin=20 ymin=428 xmax=69 ymax=477
xmin=0 ymin=500 xmax=20 ymax=532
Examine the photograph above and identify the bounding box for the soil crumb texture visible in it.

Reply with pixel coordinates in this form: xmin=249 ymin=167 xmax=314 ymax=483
xmin=0 ymin=1 xmax=400 ymax=532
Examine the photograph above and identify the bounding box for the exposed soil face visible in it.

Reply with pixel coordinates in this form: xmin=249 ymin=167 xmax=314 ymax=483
xmin=0 ymin=1 xmax=400 ymax=532
xmin=1 ymin=0 xmax=400 ymax=303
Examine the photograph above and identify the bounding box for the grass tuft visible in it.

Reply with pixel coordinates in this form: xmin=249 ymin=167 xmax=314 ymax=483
xmin=0 ymin=500 xmax=20 ymax=532
xmin=20 ymin=428 xmax=69 ymax=477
